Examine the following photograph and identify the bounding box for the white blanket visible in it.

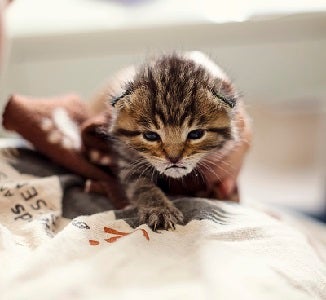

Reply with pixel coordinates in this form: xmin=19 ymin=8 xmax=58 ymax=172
xmin=1 ymin=158 xmax=326 ymax=300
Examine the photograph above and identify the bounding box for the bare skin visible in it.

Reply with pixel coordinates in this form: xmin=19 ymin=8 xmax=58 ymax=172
xmin=204 ymin=102 xmax=251 ymax=201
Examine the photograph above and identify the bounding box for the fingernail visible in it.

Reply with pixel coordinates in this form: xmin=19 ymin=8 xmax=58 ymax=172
xmin=89 ymin=150 xmax=100 ymax=162
xmin=47 ymin=130 xmax=62 ymax=143
xmin=99 ymin=156 xmax=111 ymax=165
xmin=40 ymin=118 xmax=54 ymax=131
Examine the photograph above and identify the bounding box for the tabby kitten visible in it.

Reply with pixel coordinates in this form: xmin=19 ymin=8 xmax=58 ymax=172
xmin=109 ymin=52 xmax=240 ymax=231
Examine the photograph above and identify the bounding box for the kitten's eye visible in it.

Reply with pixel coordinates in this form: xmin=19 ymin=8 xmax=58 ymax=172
xmin=187 ymin=129 xmax=205 ymax=140
xmin=143 ymin=131 xmax=161 ymax=141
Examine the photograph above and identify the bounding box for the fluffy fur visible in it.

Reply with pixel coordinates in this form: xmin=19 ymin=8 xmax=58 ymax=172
xmin=109 ymin=52 xmax=240 ymax=230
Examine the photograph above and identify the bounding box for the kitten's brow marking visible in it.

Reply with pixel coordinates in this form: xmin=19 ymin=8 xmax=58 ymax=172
xmin=116 ymin=128 xmax=141 ymax=137
xmin=207 ymin=127 xmax=232 ymax=139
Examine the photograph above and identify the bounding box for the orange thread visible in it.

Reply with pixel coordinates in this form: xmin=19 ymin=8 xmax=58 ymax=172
xmin=89 ymin=240 xmax=100 ymax=246
xmin=90 ymin=227 xmax=150 ymax=245
xmin=140 ymin=229 xmax=150 ymax=241
xmin=105 ymin=236 xmax=124 ymax=243
xmin=104 ymin=227 xmax=129 ymax=236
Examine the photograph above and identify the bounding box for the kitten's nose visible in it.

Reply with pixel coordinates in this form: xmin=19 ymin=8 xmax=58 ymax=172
xmin=166 ymin=155 xmax=181 ymax=164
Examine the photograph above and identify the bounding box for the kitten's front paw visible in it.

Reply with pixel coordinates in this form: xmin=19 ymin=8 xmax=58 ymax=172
xmin=139 ymin=204 xmax=184 ymax=231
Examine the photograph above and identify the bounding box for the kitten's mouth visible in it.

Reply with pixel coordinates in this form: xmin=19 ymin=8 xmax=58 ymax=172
xmin=162 ymin=164 xmax=191 ymax=179
xmin=165 ymin=165 xmax=187 ymax=170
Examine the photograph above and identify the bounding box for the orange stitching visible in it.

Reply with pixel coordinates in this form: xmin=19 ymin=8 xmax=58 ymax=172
xmin=103 ymin=227 xmax=129 ymax=236
xmin=140 ymin=229 xmax=150 ymax=241
xmin=89 ymin=227 xmax=150 ymax=246
xmin=89 ymin=240 xmax=100 ymax=246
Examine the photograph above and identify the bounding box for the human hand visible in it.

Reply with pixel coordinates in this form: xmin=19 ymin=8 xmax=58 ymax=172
xmin=203 ymin=101 xmax=252 ymax=202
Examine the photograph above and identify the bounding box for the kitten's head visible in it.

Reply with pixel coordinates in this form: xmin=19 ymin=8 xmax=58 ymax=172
xmin=110 ymin=52 xmax=239 ymax=178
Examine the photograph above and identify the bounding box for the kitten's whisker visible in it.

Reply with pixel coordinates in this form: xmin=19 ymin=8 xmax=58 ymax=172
xmin=203 ymin=159 xmax=226 ymax=178
xmin=193 ymin=167 xmax=206 ymax=183
xmin=198 ymin=163 xmax=221 ymax=182
xmin=202 ymin=156 xmax=233 ymax=175
xmin=197 ymin=161 xmax=222 ymax=182
xmin=127 ymin=158 xmax=146 ymax=168
xmin=150 ymin=167 xmax=157 ymax=183
xmin=206 ymin=160 xmax=236 ymax=175
xmin=136 ymin=163 xmax=152 ymax=180
xmin=126 ymin=161 xmax=148 ymax=175
xmin=204 ymin=154 xmax=231 ymax=168
xmin=217 ymin=159 xmax=232 ymax=169
xmin=212 ymin=162 xmax=231 ymax=177
xmin=125 ymin=159 xmax=151 ymax=180
xmin=204 ymin=153 xmax=223 ymax=164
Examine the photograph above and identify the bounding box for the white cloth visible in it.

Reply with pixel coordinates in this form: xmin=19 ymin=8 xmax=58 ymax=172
xmin=0 ymin=159 xmax=326 ymax=300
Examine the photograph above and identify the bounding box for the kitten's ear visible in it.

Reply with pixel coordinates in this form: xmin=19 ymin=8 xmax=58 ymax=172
xmin=212 ymin=90 xmax=237 ymax=108
xmin=212 ymin=80 xmax=238 ymax=108
xmin=111 ymin=90 xmax=129 ymax=107
xmin=111 ymin=82 xmax=134 ymax=108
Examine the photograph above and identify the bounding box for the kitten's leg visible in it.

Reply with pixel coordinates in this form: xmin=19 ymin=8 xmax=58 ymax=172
xmin=125 ymin=177 xmax=184 ymax=231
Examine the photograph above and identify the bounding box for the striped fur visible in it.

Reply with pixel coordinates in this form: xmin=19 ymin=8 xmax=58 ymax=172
xmin=109 ymin=53 xmax=239 ymax=230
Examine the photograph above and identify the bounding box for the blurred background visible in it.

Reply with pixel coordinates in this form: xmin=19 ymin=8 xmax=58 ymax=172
xmin=0 ymin=0 xmax=325 ymax=220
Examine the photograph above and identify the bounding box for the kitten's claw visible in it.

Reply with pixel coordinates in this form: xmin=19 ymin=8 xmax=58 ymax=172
xmin=139 ymin=205 xmax=184 ymax=231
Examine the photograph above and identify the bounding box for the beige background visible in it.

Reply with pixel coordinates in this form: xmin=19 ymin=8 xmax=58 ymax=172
xmin=1 ymin=0 xmax=325 ymax=214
